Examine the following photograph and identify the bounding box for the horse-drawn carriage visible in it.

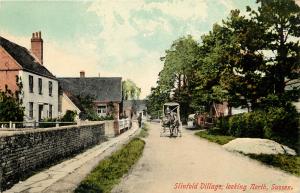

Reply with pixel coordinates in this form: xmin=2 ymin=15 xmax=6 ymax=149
xmin=160 ymin=102 xmax=182 ymax=137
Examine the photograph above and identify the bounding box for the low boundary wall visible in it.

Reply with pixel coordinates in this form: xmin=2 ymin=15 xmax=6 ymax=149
xmin=0 ymin=122 xmax=106 ymax=191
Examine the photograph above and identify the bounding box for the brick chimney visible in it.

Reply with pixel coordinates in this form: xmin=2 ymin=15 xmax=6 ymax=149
xmin=80 ymin=71 xmax=85 ymax=78
xmin=31 ymin=31 xmax=43 ymax=65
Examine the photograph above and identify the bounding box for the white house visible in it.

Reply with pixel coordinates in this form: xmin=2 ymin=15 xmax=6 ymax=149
xmin=0 ymin=32 xmax=59 ymax=122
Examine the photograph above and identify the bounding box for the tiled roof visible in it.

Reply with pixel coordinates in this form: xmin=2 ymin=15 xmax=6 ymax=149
xmin=58 ymin=77 xmax=122 ymax=102
xmin=0 ymin=36 xmax=56 ymax=79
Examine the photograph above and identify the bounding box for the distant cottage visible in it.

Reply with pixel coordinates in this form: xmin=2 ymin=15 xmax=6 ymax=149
xmin=123 ymin=100 xmax=147 ymax=119
xmin=58 ymin=71 xmax=122 ymax=120
xmin=0 ymin=32 xmax=59 ymax=122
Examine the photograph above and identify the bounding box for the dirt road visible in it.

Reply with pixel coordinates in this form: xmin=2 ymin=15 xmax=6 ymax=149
xmin=112 ymin=122 xmax=300 ymax=193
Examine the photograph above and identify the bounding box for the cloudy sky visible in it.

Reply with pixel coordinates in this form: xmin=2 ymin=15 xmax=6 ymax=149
xmin=0 ymin=0 xmax=258 ymax=98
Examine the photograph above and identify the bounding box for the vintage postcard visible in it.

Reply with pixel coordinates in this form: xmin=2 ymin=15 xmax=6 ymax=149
xmin=0 ymin=0 xmax=299 ymax=193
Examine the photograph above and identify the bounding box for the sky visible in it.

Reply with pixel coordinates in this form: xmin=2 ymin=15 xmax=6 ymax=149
xmin=0 ymin=0 xmax=260 ymax=98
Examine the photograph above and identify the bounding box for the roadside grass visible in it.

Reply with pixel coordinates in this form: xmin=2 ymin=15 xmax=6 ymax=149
xmin=75 ymin=138 xmax=145 ymax=193
xmin=195 ymin=129 xmax=236 ymax=145
xmin=138 ymin=123 xmax=149 ymax=138
xmin=195 ymin=129 xmax=300 ymax=177
xmin=246 ymin=154 xmax=300 ymax=177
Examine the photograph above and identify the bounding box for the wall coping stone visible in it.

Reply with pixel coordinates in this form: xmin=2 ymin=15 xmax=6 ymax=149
xmin=0 ymin=121 xmax=107 ymax=137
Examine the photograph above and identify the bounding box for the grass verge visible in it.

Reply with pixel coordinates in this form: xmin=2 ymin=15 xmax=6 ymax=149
xmin=195 ymin=130 xmax=236 ymax=145
xmin=75 ymin=138 xmax=145 ymax=193
xmin=195 ymin=129 xmax=300 ymax=177
xmin=246 ymin=154 xmax=300 ymax=177
xmin=138 ymin=123 xmax=149 ymax=138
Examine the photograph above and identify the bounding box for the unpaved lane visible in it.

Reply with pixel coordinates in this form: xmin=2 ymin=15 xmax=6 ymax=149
xmin=112 ymin=122 xmax=300 ymax=193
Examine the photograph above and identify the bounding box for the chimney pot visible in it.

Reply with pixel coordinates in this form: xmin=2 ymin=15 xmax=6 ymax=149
xmin=80 ymin=71 xmax=85 ymax=78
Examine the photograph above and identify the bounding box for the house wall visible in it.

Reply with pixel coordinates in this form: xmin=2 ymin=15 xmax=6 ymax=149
xmin=0 ymin=46 xmax=22 ymax=92
xmin=20 ymin=70 xmax=59 ymax=122
xmin=59 ymin=93 xmax=81 ymax=119
xmin=0 ymin=71 xmax=19 ymax=92
xmin=94 ymin=101 xmax=120 ymax=119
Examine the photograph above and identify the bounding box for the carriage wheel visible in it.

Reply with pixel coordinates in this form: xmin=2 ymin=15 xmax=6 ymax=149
xmin=173 ymin=126 xmax=178 ymax=136
xmin=160 ymin=125 xmax=165 ymax=137
xmin=169 ymin=127 xmax=173 ymax=137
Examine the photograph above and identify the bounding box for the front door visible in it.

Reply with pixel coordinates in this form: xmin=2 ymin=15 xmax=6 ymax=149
xmin=38 ymin=105 xmax=43 ymax=121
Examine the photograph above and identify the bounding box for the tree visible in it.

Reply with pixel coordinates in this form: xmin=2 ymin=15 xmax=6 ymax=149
xmin=122 ymin=79 xmax=141 ymax=100
xmin=0 ymin=77 xmax=24 ymax=122
xmin=148 ymin=0 xmax=300 ymax=118
xmin=158 ymin=35 xmax=200 ymax=119
xmin=146 ymin=85 xmax=169 ymax=118
xmin=77 ymin=95 xmax=100 ymax=121
xmin=193 ymin=0 xmax=300 ymax=111
xmin=192 ymin=10 xmax=268 ymax=113
xmin=249 ymin=0 xmax=300 ymax=99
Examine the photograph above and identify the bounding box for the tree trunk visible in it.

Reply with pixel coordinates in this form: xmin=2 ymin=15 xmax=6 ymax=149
xmin=274 ymin=25 xmax=287 ymax=94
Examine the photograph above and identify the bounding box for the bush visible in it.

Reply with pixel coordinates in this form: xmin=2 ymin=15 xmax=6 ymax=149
xmin=266 ymin=106 xmax=298 ymax=137
xmin=216 ymin=116 xmax=230 ymax=134
xmin=39 ymin=118 xmax=58 ymax=128
xmin=218 ymin=105 xmax=298 ymax=151
xmin=265 ymin=106 xmax=299 ymax=149
xmin=98 ymin=115 xmax=114 ymax=121
xmin=61 ymin=110 xmax=77 ymax=122
xmin=39 ymin=110 xmax=77 ymax=128
xmin=79 ymin=109 xmax=100 ymax=121
xmin=227 ymin=111 xmax=266 ymax=138
xmin=228 ymin=114 xmax=244 ymax=136
xmin=0 ymin=89 xmax=24 ymax=122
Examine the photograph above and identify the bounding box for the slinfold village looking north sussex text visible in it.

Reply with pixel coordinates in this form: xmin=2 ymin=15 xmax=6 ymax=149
xmin=0 ymin=0 xmax=299 ymax=193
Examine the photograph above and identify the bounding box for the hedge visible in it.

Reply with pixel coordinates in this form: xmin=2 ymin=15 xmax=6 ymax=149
xmin=216 ymin=106 xmax=299 ymax=149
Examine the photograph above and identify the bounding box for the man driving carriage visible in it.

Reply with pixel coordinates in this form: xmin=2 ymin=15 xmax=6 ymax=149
xmin=161 ymin=103 xmax=182 ymax=137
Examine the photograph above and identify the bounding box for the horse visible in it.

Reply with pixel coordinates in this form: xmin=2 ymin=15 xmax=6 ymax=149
xmin=163 ymin=112 xmax=179 ymax=136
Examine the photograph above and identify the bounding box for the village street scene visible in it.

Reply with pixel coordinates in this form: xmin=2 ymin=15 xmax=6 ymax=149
xmin=0 ymin=0 xmax=300 ymax=193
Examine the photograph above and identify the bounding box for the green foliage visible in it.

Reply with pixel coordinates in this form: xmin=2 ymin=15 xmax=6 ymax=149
xmin=216 ymin=116 xmax=230 ymax=134
xmin=76 ymin=95 xmax=100 ymax=121
xmin=255 ymin=0 xmax=300 ymax=95
xmin=146 ymin=86 xmax=169 ymax=119
xmin=0 ymin=77 xmax=24 ymax=122
xmin=61 ymin=110 xmax=77 ymax=122
xmin=149 ymin=0 xmax=299 ymax=118
xmin=75 ymin=138 xmax=145 ymax=193
xmin=228 ymin=112 xmax=266 ymax=137
xmin=39 ymin=110 xmax=77 ymax=128
xmin=147 ymin=36 xmax=200 ymax=119
xmin=265 ymin=106 xmax=299 ymax=149
xmin=38 ymin=118 xmax=58 ymax=128
xmin=98 ymin=115 xmax=114 ymax=121
xmin=247 ymin=154 xmax=300 ymax=177
xmin=122 ymin=79 xmax=141 ymax=100
xmin=217 ymin=104 xmax=298 ymax=150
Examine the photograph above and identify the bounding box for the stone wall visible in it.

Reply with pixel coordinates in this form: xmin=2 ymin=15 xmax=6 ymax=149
xmin=0 ymin=122 xmax=106 ymax=191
